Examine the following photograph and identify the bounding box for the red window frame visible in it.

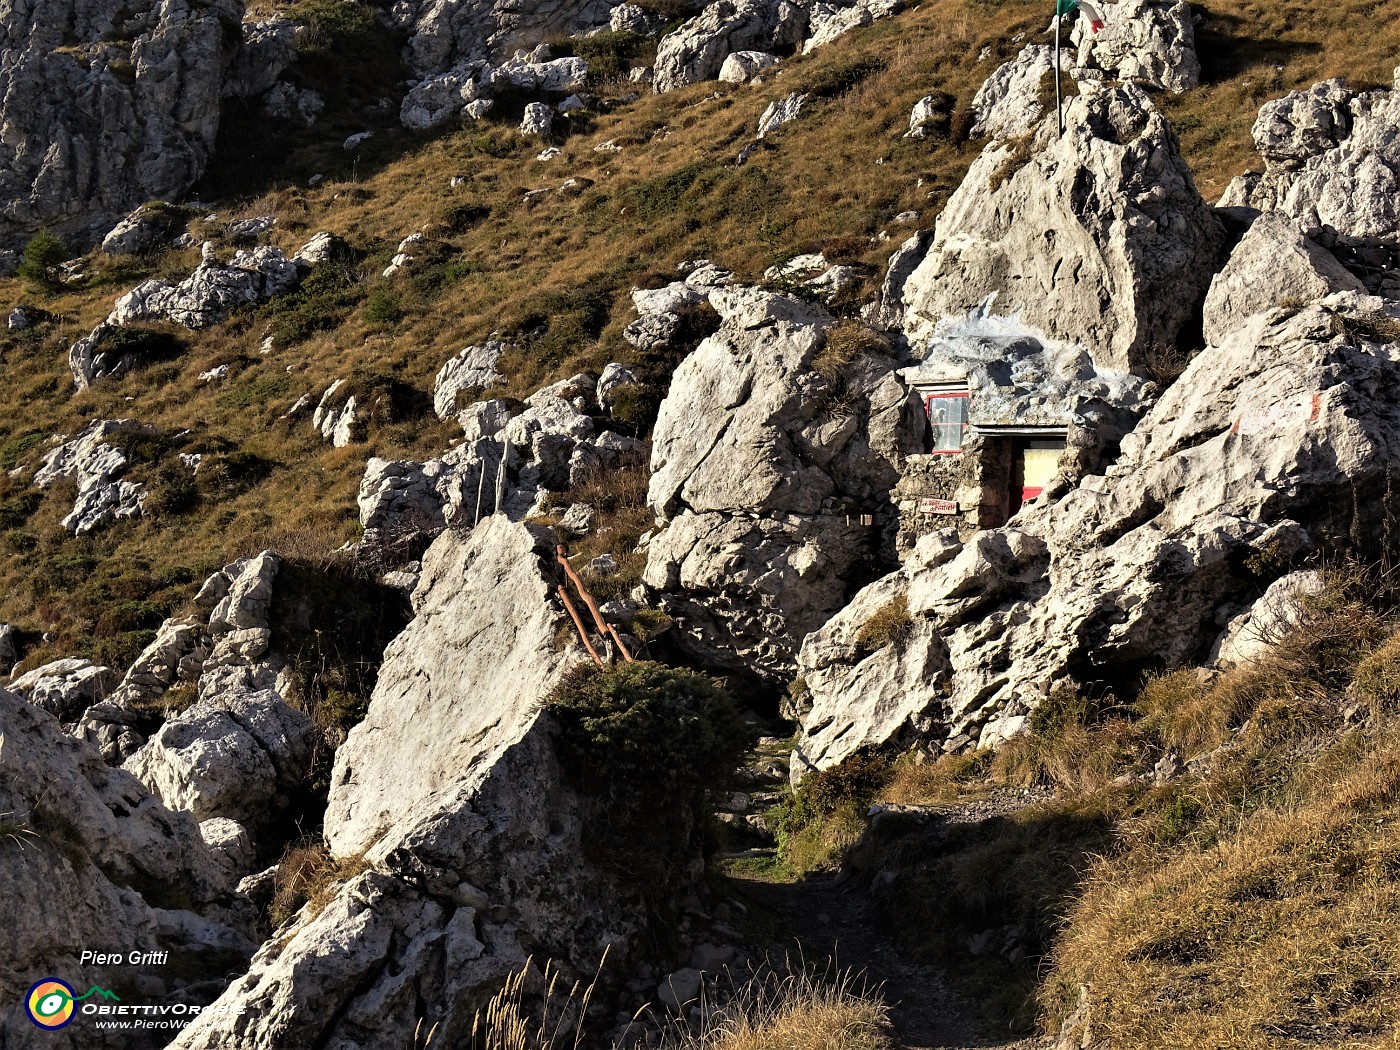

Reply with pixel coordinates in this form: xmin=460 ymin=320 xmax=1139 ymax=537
xmin=924 ymin=392 xmax=969 ymax=454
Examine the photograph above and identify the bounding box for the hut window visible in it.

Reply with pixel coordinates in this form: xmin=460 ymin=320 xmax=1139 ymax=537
xmin=926 ymin=392 xmax=969 ymax=453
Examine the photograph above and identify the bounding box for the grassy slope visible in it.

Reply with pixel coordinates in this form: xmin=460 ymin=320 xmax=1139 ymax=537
xmin=0 ymin=0 xmax=1398 ymax=681
xmin=762 ymin=575 xmax=1400 ymax=1045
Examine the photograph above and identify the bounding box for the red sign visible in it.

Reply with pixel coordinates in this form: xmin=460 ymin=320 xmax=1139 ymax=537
xmin=918 ymin=498 xmax=958 ymax=515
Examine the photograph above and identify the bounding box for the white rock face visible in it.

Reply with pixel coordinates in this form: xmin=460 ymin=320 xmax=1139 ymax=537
xmin=795 ymin=293 xmax=1400 ymax=772
xmin=123 ymin=687 xmax=311 ymax=827
xmin=719 ymin=50 xmax=779 ymax=83
xmin=172 ymin=521 xmax=652 ymax=1049
xmin=389 ymin=0 xmax=613 ymax=78
xmin=433 ymin=340 xmax=507 ymax=419
xmin=108 ymin=245 xmax=304 ymax=330
xmin=1202 ymin=212 xmax=1365 ymax=346
xmin=0 ymin=0 xmax=243 ymax=248
xmin=969 ymin=44 xmax=1065 ymax=140
xmin=1073 ymin=0 xmax=1199 ymax=94
xmin=0 ymin=687 xmax=254 ymax=1050
xmin=644 ymin=288 xmax=925 ymax=683
xmin=520 ymin=101 xmax=556 ymax=135
xmin=1219 ymin=69 xmax=1400 ymax=239
xmin=597 ymin=362 xmax=640 ymax=411
xmin=653 ymin=0 xmax=808 ymax=92
xmin=34 ymin=419 xmax=150 ymax=534
xmin=1211 ymin=569 xmax=1326 ymax=670
xmin=757 ymin=91 xmax=806 ymax=137
xmin=801 ymin=0 xmax=899 ymax=53
xmin=313 ymin=380 xmax=361 ymax=447
xmin=225 ymin=14 xmax=299 ymax=98
xmin=8 ymin=658 xmax=116 ymax=723
xmin=891 ymin=81 xmax=1226 ymax=375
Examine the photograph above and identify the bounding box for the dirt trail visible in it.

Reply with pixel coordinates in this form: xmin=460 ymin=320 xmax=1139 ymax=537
xmin=733 ymin=872 xmax=1053 ymax=1050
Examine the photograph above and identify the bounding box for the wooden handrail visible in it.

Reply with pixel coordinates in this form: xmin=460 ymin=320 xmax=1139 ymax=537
xmin=557 ymin=584 xmax=604 ymax=668
xmin=556 ymin=545 xmax=635 ymax=663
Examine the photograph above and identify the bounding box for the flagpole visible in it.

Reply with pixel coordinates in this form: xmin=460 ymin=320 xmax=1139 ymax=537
xmin=1054 ymin=6 xmax=1064 ymax=137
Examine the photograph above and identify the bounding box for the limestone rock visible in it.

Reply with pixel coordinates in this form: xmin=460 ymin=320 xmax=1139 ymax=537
xmin=644 ymin=288 xmax=925 ymax=682
xmin=0 ymin=624 xmax=15 ymax=670
xmin=597 ymin=362 xmax=640 ymax=411
xmin=490 ymin=47 xmax=590 ymax=92
xmin=109 ymin=245 xmax=303 ymax=330
xmin=1202 ymin=212 xmax=1365 ymax=346
xmin=892 ymin=81 xmax=1226 ymax=375
xmin=101 ymin=203 xmax=185 ymax=256
xmin=226 ymin=15 xmax=299 ymax=98
xmin=263 ymin=81 xmax=325 ymax=125
xmin=389 ymin=0 xmax=613 ymax=78
xmin=757 ymin=92 xmax=806 ymax=137
xmin=123 ymin=687 xmax=311 ymax=827
xmin=969 ymin=44 xmax=1065 ymax=140
xmin=1211 ymin=570 xmax=1327 ymax=670
xmin=1074 ymin=0 xmax=1199 ymax=94
xmin=8 ymin=658 xmax=116 ymax=723
xmin=172 ymin=521 xmax=651 ymax=1049
xmin=801 ymin=0 xmax=900 ymax=54
xmin=653 ymin=0 xmax=808 ymax=93
xmin=434 ymin=340 xmax=507 ymax=419
xmin=520 ymin=101 xmax=556 ymax=135
xmin=1218 ymin=70 xmax=1400 ymax=239
xmin=611 ymin=3 xmax=661 ymax=34
xmin=795 ymin=293 xmax=1400 ymax=771
xmin=109 ymin=620 xmax=205 ymax=708
xmin=401 ymin=66 xmax=479 ymax=129
xmin=0 ymin=687 xmax=254 ymax=1050
xmin=0 ymin=0 xmax=242 ymax=249
xmin=313 ymin=380 xmax=361 ymax=447
xmin=719 ymin=50 xmax=779 ymax=83
xmin=34 ymin=419 xmax=151 ymax=534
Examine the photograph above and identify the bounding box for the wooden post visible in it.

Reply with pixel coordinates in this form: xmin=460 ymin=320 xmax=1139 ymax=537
xmin=557 ymin=585 xmax=605 ymax=668
xmin=1055 ymin=9 xmax=1064 ymax=138
xmin=494 ymin=434 xmax=510 ymax=516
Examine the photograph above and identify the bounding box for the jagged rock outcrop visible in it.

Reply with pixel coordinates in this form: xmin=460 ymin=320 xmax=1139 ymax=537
xmin=77 ymin=552 xmax=284 ymax=763
xmin=389 ymin=0 xmax=614 ymax=77
xmin=1072 ymin=0 xmax=1199 ymax=94
xmin=653 ymin=0 xmax=808 ymax=92
xmin=171 ymin=520 xmax=652 ymax=1049
xmin=887 ymin=81 xmax=1226 ymax=375
xmin=1219 ymin=68 xmax=1400 ymax=240
xmin=801 ymin=0 xmax=899 ymax=53
xmin=0 ymin=687 xmax=255 ymax=1050
xmin=8 ymin=658 xmax=116 ymax=723
xmin=312 ymin=380 xmax=362 ymax=447
xmin=1202 ymin=212 xmax=1365 ymax=346
xmin=123 ymin=686 xmax=311 ymax=829
xmin=33 ymin=419 xmax=150 ymax=534
xmin=361 ymin=373 xmax=645 ymax=538
xmin=794 ymin=292 xmax=1400 ymax=774
xmin=101 ymin=202 xmax=187 ymax=255
xmin=0 ymin=0 xmax=244 ymax=248
xmin=224 ymin=14 xmax=298 ymax=98
xmin=109 ymin=244 xmax=304 ymax=331
xmin=969 ymin=44 xmax=1065 ymax=140
xmin=434 ymin=342 xmax=507 ymax=419
xmin=757 ymin=91 xmax=806 ymax=137
xmin=643 ymin=287 xmax=925 ymax=685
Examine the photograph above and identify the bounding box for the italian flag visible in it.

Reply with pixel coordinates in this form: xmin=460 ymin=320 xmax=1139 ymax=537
xmin=1056 ymin=0 xmax=1106 ymax=32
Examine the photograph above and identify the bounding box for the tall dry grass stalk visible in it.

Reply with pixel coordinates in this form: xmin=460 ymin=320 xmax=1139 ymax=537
xmin=467 ymin=949 xmax=610 ymax=1050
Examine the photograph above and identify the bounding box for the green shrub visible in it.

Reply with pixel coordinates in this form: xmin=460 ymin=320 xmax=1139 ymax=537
xmin=98 ymin=326 xmax=185 ymax=366
xmin=17 ymin=230 xmax=67 ymax=288
xmin=575 ymin=30 xmax=646 ymax=83
xmin=0 ymin=433 xmax=45 ymax=472
xmin=363 ymin=288 xmax=404 ymax=324
xmin=547 ymin=661 xmax=749 ymax=893
xmin=262 ymin=261 xmax=365 ymax=345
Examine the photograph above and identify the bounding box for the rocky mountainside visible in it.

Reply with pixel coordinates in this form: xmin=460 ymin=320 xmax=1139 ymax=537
xmin=4 ymin=0 xmax=1400 ymax=1044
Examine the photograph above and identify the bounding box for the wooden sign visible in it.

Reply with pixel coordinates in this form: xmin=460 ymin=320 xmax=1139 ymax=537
xmin=919 ymin=497 xmax=958 ymax=515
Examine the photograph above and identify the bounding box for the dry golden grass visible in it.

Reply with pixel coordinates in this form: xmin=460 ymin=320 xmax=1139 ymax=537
xmin=670 ymin=965 xmax=891 ymax=1050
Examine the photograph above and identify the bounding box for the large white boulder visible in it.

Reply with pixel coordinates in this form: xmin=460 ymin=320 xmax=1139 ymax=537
xmin=171 ymin=520 xmax=653 ymax=1049
xmin=889 ymin=81 xmax=1226 ymax=375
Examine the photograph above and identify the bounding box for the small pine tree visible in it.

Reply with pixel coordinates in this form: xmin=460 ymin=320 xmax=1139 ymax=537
xmin=17 ymin=230 xmax=67 ymax=288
